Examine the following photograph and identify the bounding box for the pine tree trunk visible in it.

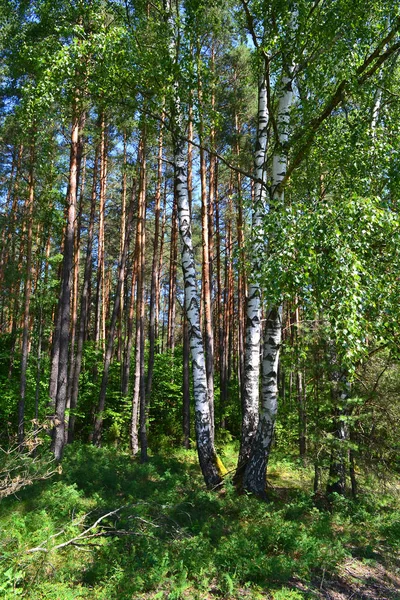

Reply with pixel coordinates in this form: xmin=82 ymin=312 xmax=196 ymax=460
xmin=18 ymin=143 xmax=35 ymax=444
xmin=197 ymin=59 xmax=215 ymax=441
xmin=65 ymin=137 xmax=85 ymax=440
xmin=122 ymin=242 xmax=138 ymax=397
xmin=51 ymin=110 xmax=81 ymax=461
xmin=214 ymin=161 xmax=222 ymax=378
xmin=68 ymin=146 xmax=99 ymax=443
xmin=130 ymin=134 xmax=146 ymax=455
xmin=48 ymin=291 xmax=62 ymax=410
xmin=198 ymin=81 xmax=215 ymax=442
xmin=138 ymin=134 xmax=148 ymax=459
xmin=146 ymin=118 xmax=164 ymax=400
xmin=156 ymin=182 xmax=167 ymax=353
xmin=93 ymin=183 xmax=136 ymax=445
xmin=234 ymin=112 xmax=246 ymax=411
xmin=0 ymin=145 xmax=19 ymax=291
xmin=7 ymin=146 xmax=24 ymax=375
xmin=187 ymin=97 xmax=193 ymax=215
xmin=221 ymin=196 xmax=233 ymax=429
xmin=117 ymin=132 xmax=128 ymax=363
xmin=94 ymin=113 xmax=108 ymax=349
xmin=34 ymin=303 xmax=44 ymax=424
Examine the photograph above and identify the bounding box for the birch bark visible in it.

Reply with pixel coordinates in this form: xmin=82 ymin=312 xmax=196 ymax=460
xmin=242 ymin=47 xmax=295 ymax=496
xmin=174 ymin=132 xmax=222 ymax=487
xmin=235 ymin=75 xmax=268 ymax=486
xmin=166 ymin=0 xmax=223 ymax=488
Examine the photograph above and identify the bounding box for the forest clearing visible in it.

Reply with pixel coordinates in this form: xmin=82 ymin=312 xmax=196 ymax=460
xmin=1 ymin=0 xmax=400 ymax=597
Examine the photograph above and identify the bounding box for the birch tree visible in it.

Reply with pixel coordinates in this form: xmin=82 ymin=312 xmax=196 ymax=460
xmin=165 ymin=0 xmax=224 ymax=488
xmin=238 ymin=0 xmax=400 ymax=496
xmin=235 ymin=72 xmax=268 ymax=486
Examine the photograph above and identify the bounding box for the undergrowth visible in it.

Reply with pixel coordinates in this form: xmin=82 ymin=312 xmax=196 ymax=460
xmin=1 ymin=443 xmax=399 ymax=599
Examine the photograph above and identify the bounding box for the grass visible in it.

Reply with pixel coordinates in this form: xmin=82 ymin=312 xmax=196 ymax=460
xmin=1 ymin=443 xmax=400 ymax=599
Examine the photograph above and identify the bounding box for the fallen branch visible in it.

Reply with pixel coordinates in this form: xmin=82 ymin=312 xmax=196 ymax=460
xmin=0 ymin=426 xmax=61 ymax=499
xmin=27 ymin=508 xmax=123 ymax=553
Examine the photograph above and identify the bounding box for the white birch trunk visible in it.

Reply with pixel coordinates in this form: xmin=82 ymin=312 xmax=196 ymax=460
xmin=235 ymin=76 xmax=268 ymax=485
xmin=166 ymin=0 xmax=222 ymax=488
xmin=243 ymin=39 xmax=295 ymax=495
xmin=174 ymin=133 xmax=222 ymax=488
xmin=242 ymin=307 xmax=282 ymax=497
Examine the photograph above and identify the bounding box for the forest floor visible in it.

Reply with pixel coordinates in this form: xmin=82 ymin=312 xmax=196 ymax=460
xmin=307 ymin=556 xmax=400 ymax=599
xmin=1 ymin=442 xmax=400 ymax=599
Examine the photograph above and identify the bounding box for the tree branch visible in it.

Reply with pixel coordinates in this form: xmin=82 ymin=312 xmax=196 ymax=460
xmin=240 ymin=0 xmax=260 ymax=49
xmin=146 ymin=109 xmax=259 ymax=183
xmin=279 ymin=26 xmax=400 ymax=190
xmin=27 ymin=508 xmax=123 ymax=553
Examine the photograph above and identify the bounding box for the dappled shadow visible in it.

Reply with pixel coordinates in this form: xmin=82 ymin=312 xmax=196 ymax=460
xmin=2 ymin=445 xmax=400 ymax=599
xmin=292 ymin=556 xmax=400 ymax=599
xmin=61 ymin=443 xmax=202 ymax=503
xmin=62 ymin=450 xmax=343 ymax=597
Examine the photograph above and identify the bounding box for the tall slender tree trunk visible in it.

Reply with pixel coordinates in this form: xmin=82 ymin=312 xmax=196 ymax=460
xmin=0 ymin=145 xmax=19 ymax=292
xmin=130 ymin=133 xmax=147 ymax=456
xmin=242 ymin=49 xmax=296 ymax=496
xmin=117 ymin=132 xmax=128 ymax=363
xmin=156 ymin=182 xmax=167 ymax=353
xmin=68 ymin=146 xmax=99 ymax=443
xmin=51 ymin=109 xmax=82 ymax=461
xmin=293 ymin=305 xmax=307 ymax=459
xmin=122 ymin=242 xmax=138 ymax=397
xmin=49 ymin=291 xmax=62 ymax=410
xmin=234 ymin=75 xmax=268 ymax=486
xmin=7 ymin=145 xmax=24 ymax=374
xmin=65 ymin=136 xmax=86 ymax=439
xmin=167 ymin=191 xmax=178 ymax=351
xmin=221 ymin=192 xmax=233 ymax=428
xmin=95 ymin=113 xmax=108 ymax=350
xmin=146 ymin=118 xmax=164 ymax=400
xmin=18 ymin=142 xmax=35 ymax=444
xmin=182 ymin=308 xmax=191 ymax=448
xmin=93 ymin=183 xmax=136 ymax=445
xmin=174 ymin=129 xmax=223 ymax=487
xmin=167 ymin=1 xmax=223 ymax=488
xmin=34 ymin=304 xmax=44 ymax=424
xmin=198 ymin=67 xmax=215 ymax=441
xmin=187 ymin=96 xmax=193 ymax=215
xmin=234 ymin=112 xmax=246 ymax=409
xmin=214 ymin=161 xmax=222 ymax=376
